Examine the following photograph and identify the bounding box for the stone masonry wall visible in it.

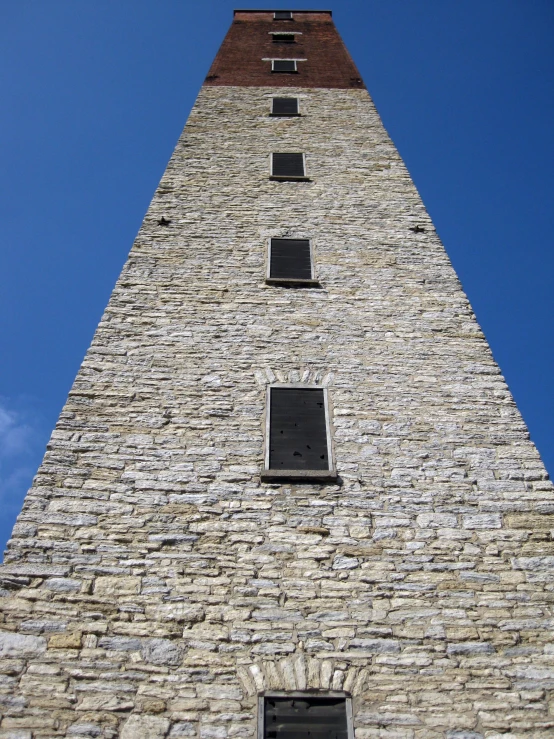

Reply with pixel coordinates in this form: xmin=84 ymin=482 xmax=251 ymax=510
xmin=0 ymin=86 xmax=553 ymax=739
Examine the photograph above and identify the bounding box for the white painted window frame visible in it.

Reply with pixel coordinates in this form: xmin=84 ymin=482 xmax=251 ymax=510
xmin=263 ymin=383 xmax=336 ymax=479
xmin=271 ymin=59 xmax=298 ymax=73
xmin=269 ymin=32 xmax=301 ymax=43
xmin=266 ymin=237 xmax=319 ymax=286
xmin=273 ymin=11 xmax=294 ymax=21
xmin=257 ymin=692 xmax=353 ymax=739
xmin=269 ymin=152 xmax=308 ymax=180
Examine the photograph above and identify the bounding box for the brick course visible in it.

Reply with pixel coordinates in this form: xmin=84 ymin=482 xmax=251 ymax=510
xmin=205 ymin=11 xmax=364 ymax=89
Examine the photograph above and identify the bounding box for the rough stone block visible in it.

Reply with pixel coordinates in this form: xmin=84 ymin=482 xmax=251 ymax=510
xmin=93 ymin=576 xmax=140 ymax=596
xmin=120 ymin=715 xmax=170 ymax=739
xmin=48 ymin=631 xmax=82 ymax=649
xmin=0 ymin=632 xmax=46 ymax=659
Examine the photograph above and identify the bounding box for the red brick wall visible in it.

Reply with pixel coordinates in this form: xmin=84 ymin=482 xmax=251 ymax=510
xmin=204 ymin=11 xmax=365 ymax=89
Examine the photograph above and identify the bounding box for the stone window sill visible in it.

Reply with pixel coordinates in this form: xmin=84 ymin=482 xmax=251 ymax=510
xmin=269 ymin=176 xmax=311 ymax=182
xmin=261 ymin=468 xmax=338 ymax=483
xmin=265 ymin=278 xmax=321 ymax=288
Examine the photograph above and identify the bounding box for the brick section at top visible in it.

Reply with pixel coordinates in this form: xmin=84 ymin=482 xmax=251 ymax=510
xmin=204 ymin=10 xmax=364 ymax=89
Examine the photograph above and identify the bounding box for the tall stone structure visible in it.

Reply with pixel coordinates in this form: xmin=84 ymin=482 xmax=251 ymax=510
xmin=1 ymin=9 xmax=553 ymax=739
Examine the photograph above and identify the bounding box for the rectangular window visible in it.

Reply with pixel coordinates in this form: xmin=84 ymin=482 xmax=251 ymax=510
xmin=272 ymin=59 xmax=297 ymax=73
xmin=272 ymin=33 xmax=295 ymax=43
xmin=274 ymin=11 xmax=293 ymax=20
xmin=262 ymin=386 xmax=336 ymax=481
xmin=270 ymin=152 xmax=307 ymax=180
xmin=259 ymin=693 xmax=352 ymax=739
xmin=268 ymin=238 xmax=318 ymax=285
xmin=271 ymin=97 xmax=299 ymax=116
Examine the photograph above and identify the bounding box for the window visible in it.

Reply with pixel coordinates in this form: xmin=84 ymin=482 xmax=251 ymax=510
xmin=259 ymin=693 xmax=352 ymax=739
xmin=272 ymin=59 xmax=297 ymax=73
xmin=272 ymin=33 xmax=295 ymax=43
xmin=271 ymin=97 xmax=299 ymax=116
xmin=267 ymin=238 xmax=319 ymax=286
xmin=274 ymin=11 xmax=293 ymax=20
xmin=262 ymin=386 xmax=337 ymax=482
xmin=270 ymin=153 xmax=307 ymax=180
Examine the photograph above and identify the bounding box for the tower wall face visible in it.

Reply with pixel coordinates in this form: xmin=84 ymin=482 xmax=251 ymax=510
xmin=1 ymin=12 xmax=553 ymax=739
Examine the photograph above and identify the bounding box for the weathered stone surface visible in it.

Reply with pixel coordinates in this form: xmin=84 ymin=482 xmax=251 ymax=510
xmin=0 ymin=632 xmax=46 ymax=659
xmin=0 ymin=18 xmax=552 ymax=738
xmin=141 ymin=638 xmax=182 ymax=666
xmin=147 ymin=602 xmax=205 ymax=623
xmin=44 ymin=577 xmax=82 ymax=592
xmin=120 ymin=715 xmax=170 ymax=739
xmin=48 ymin=631 xmax=82 ymax=649
xmin=93 ymin=575 xmax=140 ymax=596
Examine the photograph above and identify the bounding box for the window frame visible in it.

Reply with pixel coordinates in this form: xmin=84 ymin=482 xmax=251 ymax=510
xmin=262 ymin=384 xmax=337 ymax=482
xmin=271 ymin=33 xmax=296 ymax=43
xmin=270 ymin=97 xmax=300 ymax=117
xmin=269 ymin=152 xmax=309 ymax=181
xmin=271 ymin=31 xmax=296 ymax=44
xmin=273 ymin=11 xmax=294 ymax=21
xmin=271 ymin=59 xmax=298 ymax=74
xmin=257 ymin=692 xmax=353 ymax=739
xmin=266 ymin=237 xmax=320 ymax=287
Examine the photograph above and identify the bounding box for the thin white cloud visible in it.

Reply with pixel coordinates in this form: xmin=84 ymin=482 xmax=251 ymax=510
xmin=0 ymin=399 xmax=46 ymax=554
xmin=0 ymin=399 xmax=44 ymax=507
xmin=0 ymin=405 xmax=34 ymax=458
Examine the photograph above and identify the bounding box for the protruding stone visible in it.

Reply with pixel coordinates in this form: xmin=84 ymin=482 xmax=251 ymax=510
xmin=0 ymin=632 xmax=46 ymax=658
xmin=120 ymin=715 xmax=170 ymax=739
xmin=49 ymin=631 xmax=82 ymax=649
xmin=141 ymin=638 xmax=182 ymax=666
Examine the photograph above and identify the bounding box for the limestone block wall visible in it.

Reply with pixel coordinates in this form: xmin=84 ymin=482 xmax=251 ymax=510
xmin=0 ymin=86 xmax=553 ymax=738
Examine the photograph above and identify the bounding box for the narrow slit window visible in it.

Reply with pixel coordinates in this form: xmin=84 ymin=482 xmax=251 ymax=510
xmin=269 ymin=238 xmax=313 ymax=281
xmin=271 ymin=97 xmax=299 ymax=116
xmin=271 ymin=152 xmax=306 ymax=179
xmin=272 ymin=59 xmax=297 ymax=73
xmin=260 ymin=694 xmax=351 ymax=739
xmin=274 ymin=11 xmax=293 ymax=20
xmin=265 ymin=387 xmax=334 ymax=479
xmin=273 ymin=33 xmax=295 ymax=43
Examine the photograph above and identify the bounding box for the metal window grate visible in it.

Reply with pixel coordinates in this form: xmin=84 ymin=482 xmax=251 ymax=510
xmin=269 ymin=388 xmax=329 ymax=470
xmin=271 ymin=97 xmax=299 ymax=116
xmin=274 ymin=11 xmax=293 ymax=20
xmin=272 ymin=153 xmax=305 ymax=178
xmin=264 ymin=696 xmax=348 ymax=739
xmin=270 ymin=239 xmax=312 ymax=280
xmin=272 ymin=59 xmax=297 ymax=73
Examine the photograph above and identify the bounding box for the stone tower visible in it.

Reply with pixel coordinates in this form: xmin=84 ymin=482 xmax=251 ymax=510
xmin=1 ymin=9 xmax=553 ymax=739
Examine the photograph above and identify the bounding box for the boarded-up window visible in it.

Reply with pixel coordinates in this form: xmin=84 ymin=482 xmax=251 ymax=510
xmin=271 ymin=97 xmax=299 ymax=116
xmin=268 ymin=387 xmax=329 ymax=470
xmin=271 ymin=153 xmax=305 ymax=178
xmin=274 ymin=11 xmax=293 ymax=20
xmin=272 ymin=60 xmax=297 ymax=73
xmin=273 ymin=33 xmax=295 ymax=43
xmin=270 ymin=238 xmax=312 ymax=280
xmin=263 ymin=696 xmax=349 ymax=739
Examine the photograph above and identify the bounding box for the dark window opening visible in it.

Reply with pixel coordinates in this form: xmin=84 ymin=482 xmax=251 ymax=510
xmin=271 ymin=152 xmax=305 ymax=179
xmin=273 ymin=33 xmax=295 ymax=43
xmin=271 ymin=97 xmax=299 ymax=116
xmin=272 ymin=60 xmax=297 ymax=73
xmin=269 ymin=388 xmax=329 ymax=470
xmin=263 ymin=696 xmax=348 ymax=739
xmin=274 ymin=11 xmax=293 ymax=20
xmin=270 ymin=238 xmax=312 ymax=280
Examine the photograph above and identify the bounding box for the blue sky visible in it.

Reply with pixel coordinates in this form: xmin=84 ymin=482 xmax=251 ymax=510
xmin=1 ymin=1 xmax=553 ymax=554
